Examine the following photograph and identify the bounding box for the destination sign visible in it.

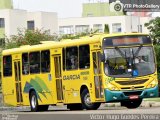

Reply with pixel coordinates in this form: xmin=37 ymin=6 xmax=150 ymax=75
xmin=103 ymin=35 xmax=152 ymax=47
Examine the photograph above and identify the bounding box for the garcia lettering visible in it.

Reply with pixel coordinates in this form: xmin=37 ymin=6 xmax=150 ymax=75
xmin=63 ymin=75 xmax=80 ymax=80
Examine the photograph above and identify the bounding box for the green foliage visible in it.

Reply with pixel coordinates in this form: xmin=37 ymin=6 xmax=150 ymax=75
xmin=145 ymin=17 xmax=160 ymax=79
xmin=4 ymin=29 xmax=59 ymax=49
xmin=145 ymin=17 xmax=160 ymax=45
xmin=61 ymin=29 xmax=98 ymax=40
xmin=154 ymin=45 xmax=160 ymax=67
xmin=104 ymin=24 xmax=109 ymax=34
xmin=154 ymin=45 xmax=160 ymax=79
xmin=4 ymin=28 xmax=99 ymax=49
xmin=0 ymin=78 xmax=1 ymax=93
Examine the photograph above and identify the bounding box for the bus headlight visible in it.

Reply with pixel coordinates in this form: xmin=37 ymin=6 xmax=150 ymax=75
xmin=107 ymin=83 xmax=119 ymax=90
xmin=146 ymin=79 xmax=158 ymax=88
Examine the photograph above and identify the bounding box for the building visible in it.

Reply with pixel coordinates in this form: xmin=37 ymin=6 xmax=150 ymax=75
xmin=58 ymin=16 xmax=152 ymax=35
xmin=27 ymin=11 xmax=58 ymax=33
xmin=0 ymin=9 xmax=58 ymax=47
xmin=0 ymin=0 xmax=58 ymax=48
xmin=59 ymin=1 xmax=153 ymax=35
xmin=82 ymin=1 xmax=124 ymax=17
xmin=0 ymin=0 xmax=13 ymax=9
xmin=0 ymin=0 xmax=153 ymax=46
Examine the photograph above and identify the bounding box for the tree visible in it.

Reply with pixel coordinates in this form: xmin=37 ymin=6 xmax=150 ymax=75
xmin=4 ymin=28 xmax=59 ymax=49
xmin=145 ymin=17 xmax=160 ymax=45
xmin=60 ymin=29 xmax=98 ymax=40
xmin=0 ymin=29 xmax=58 ymax=91
xmin=145 ymin=17 xmax=160 ymax=79
xmin=104 ymin=24 xmax=109 ymax=34
xmin=154 ymin=45 xmax=160 ymax=80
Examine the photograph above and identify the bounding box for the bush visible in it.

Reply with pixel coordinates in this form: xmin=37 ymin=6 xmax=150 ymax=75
xmin=154 ymin=45 xmax=160 ymax=79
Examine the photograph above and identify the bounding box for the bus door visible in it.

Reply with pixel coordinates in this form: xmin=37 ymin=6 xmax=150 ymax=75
xmin=14 ymin=60 xmax=23 ymax=105
xmin=53 ymin=55 xmax=64 ymax=102
xmin=92 ymin=49 xmax=104 ymax=99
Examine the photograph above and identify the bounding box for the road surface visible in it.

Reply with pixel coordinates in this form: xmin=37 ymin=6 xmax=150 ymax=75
xmin=0 ymin=105 xmax=160 ymax=120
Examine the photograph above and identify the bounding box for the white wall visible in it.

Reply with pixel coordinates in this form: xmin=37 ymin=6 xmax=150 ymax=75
xmin=59 ymin=16 xmax=130 ymax=34
xmin=0 ymin=9 xmax=27 ymax=38
xmin=0 ymin=9 xmax=58 ymax=39
xmin=27 ymin=11 xmax=58 ymax=34
xmin=140 ymin=17 xmax=153 ymax=33
xmin=59 ymin=16 xmax=151 ymax=34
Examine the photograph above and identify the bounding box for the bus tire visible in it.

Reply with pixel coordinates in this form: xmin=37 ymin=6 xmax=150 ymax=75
xmin=121 ymin=99 xmax=142 ymax=109
xmin=81 ymin=89 xmax=101 ymax=110
xmin=67 ymin=104 xmax=83 ymax=110
xmin=29 ymin=91 xmax=39 ymax=112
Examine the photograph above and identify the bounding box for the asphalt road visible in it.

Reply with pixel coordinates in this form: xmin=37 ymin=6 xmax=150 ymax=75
xmin=0 ymin=105 xmax=160 ymax=120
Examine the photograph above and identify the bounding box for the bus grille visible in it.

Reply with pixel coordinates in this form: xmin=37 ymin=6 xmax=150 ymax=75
xmin=121 ymin=86 xmax=144 ymax=90
xmin=123 ymin=91 xmax=142 ymax=96
xmin=116 ymin=79 xmax=148 ymax=85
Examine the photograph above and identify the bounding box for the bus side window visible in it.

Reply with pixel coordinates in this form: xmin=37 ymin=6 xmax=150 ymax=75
xmin=66 ymin=47 xmax=78 ymax=70
xmin=79 ymin=45 xmax=90 ymax=69
xmin=22 ymin=53 xmax=29 ymax=75
xmin=3 ymin=55 xmax=12 ymax=76
xmin=41 ymin=50 xmax=50 ymax=73
xmin=29 ymin=52 xmax=40 ymax=74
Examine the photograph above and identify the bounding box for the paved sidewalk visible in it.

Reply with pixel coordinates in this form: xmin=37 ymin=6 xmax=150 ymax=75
xmin=104 ymin=99 xmax=160 ymax=108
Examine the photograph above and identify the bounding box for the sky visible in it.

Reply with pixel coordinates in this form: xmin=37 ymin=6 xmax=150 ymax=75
xmin=12 ymin=0 xmax=160 ymax=18
xmin=13 ymin=0 xmax=88 ymax=18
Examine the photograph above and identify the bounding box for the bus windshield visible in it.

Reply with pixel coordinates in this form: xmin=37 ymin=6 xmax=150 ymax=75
xmin=104 ymin=46 xmax=155 ymax=77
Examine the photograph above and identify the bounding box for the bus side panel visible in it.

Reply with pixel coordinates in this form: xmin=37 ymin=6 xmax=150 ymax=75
xmin=62 ymin=70 xmax=93 ymax=104
xmin=62 ymin=71 xmax=81 ymax=104
xmin=2 ymin=76 xmax=17 ymax=106
xmin=22 ymin=74 xmax=55 ymax=106
xmin=21 ymin=76 xmax=30 ymax=106
xmin=2 ymin=56 xmax=17 ymax=106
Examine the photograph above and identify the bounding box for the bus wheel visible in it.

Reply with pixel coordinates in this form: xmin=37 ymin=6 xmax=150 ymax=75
xmin=29 ymin=91 xmax=39 ymax=112
xmin=67 ymin=104 xmax=83 ymax=110
xmin=121 ymin=99 xmax=142 ymax=109
xmin=81 ymin=89 xmax=101 ymax=110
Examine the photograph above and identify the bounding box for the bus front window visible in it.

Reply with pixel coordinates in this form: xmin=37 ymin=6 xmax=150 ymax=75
xmin=104 ymin=46 xmax=155 ymax=77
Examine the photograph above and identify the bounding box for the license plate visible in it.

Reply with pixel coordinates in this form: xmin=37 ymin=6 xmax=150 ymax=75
xmin=129 ymin=95 xmax=139 ymax=99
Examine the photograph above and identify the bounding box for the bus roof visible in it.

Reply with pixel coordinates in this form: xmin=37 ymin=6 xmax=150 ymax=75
xmin=2 ymin=32 xmax=148 ymax=56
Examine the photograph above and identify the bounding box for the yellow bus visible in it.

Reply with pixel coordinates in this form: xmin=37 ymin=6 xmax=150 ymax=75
xmin=1 ymin=33 xmax=159 ymax=112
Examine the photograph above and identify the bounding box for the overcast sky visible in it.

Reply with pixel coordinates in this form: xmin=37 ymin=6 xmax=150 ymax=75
xmin=13 ymin=0 xmax=88 ymax=18
xmin=12 ymin=0 xmax=160 ymax=18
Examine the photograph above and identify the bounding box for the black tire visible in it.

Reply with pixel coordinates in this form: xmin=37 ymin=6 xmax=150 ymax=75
xmin=121 ymin=99 xmax=142 ymax=109
xmin=29 ymin=91 xmax=49 ymax=112
xmin=67 ymin=103 xmax=83 ymax=110
xmin=81 ymin=89 xmax=101 ymax=110
xmin=29 ymin=91 xmax=39 ymax=112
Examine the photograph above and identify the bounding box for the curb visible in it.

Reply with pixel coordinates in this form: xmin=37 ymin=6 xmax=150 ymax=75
xmin=103 ymin=101 xmax=160 ymax=108
xmin=0 ymin=106 xmax=30 ymax=111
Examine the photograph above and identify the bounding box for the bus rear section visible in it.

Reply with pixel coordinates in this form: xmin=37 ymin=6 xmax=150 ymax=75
xmin=102 ymin=34 xmax=159 ymax=108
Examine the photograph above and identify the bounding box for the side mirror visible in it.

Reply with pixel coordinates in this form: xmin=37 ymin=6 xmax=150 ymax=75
xmin=101 ymin=53 xmax=105 ymax=62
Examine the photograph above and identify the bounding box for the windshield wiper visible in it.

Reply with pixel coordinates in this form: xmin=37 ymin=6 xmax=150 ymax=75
xmin=133 ymin=45 xmax=143 ymax=58
xmin=115 ymin=46 xmax=125 ymax=58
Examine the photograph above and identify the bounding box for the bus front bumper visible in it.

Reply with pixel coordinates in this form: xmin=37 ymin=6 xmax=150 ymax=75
xmin=104 ymin=85 xmax=159 ymax=102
